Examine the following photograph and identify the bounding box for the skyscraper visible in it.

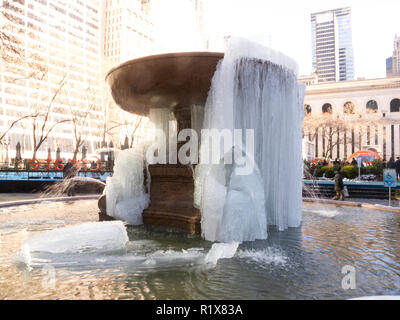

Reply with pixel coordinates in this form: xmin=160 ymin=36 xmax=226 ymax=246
xmin=311 ymin=7 xmax=354 ymax=83
xmin=0 ymin=0 xmax=104 ymax=159
xmin=102 ymin=0 xmax=154 ymax=66
xmin=101 ymin=0 xmax=154 ymax=147
xmin=386 ymin=35 xmax=400 ymax=77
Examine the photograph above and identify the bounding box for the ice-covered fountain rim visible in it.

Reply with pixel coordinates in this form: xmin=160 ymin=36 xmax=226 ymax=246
xmin=224 ymin=37 xmax=299 ymax=77
xmin=105 ymin=51 xmax=224 ymax=82
xmin=105 ymin=39 xmax=299 ymax=83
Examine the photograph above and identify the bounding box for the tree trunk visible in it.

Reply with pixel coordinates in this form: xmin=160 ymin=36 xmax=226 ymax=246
xmin=72 ymin=147 xmax=79 ymax=161
xmin=32 ymin=148 xmax=37 ymax=160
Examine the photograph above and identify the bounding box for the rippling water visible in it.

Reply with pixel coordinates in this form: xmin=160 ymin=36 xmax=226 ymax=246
xmin=0 ymin=200 xmax=399 ymax=299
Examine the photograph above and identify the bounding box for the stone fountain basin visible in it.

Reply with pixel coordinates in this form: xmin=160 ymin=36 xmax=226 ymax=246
xmin=106 ymin=52 xmax=224 ymax=116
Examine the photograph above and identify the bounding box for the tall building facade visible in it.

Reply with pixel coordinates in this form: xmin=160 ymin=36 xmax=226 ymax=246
xmin=386 ymin=35 xmax=400 ymax=77
xmin=102 ymin=0 xmax=154 ymax=66
xmin=101 ymin=0 xmax=155 ymax=148
xmin=0 ymin=0 xmax=104 ymax=160
xmin=311 ymin=7 xmax=354 ymax=83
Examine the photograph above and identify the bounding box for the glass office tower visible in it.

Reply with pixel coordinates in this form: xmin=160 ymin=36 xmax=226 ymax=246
xmin=311 ymin=7 xmax=354 ymax=82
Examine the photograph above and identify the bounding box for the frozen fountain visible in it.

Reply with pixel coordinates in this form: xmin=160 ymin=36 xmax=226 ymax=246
xmin=3 ymin=39 xmax=400 ymax=302
xmin=104 ymin=38 xmax=305 ymax=242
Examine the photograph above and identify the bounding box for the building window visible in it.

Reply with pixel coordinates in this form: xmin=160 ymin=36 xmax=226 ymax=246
xmin=322 ymin=103 xmax=332 ymax=114
xmin=343 ymin=101 xmax=355 ymax=114
xmin=390 ymin=99 xmax=400 ymax=112
xmin=366 ymin=100 xmax=378 ymax=113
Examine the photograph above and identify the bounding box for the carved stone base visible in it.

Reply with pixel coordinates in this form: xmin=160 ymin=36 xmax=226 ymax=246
xmin=142 ymin=164 xmax=201 ymax=234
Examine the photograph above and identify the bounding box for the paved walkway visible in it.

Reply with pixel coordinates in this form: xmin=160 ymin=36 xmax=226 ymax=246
xmin=0 ymin=193 xmax=42 ymax=203
xmin=0 ymin=193 xmax=97 ymax=203
xmin=311 ymin=196 xmax=400 ymax=208
xmin=345 ymin=197 xmax=400 ymax=207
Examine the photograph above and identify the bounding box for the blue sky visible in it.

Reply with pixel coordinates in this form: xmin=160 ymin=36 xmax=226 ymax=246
xmin=203 ymin=0 xmax=400 ymax=78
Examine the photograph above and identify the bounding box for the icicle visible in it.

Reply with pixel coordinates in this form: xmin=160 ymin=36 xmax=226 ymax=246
xmin=195 ymin=37 xmax=304 ymax=242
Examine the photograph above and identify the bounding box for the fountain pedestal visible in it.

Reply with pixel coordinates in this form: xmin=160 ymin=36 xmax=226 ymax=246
xmin=143 ymin=164 xmax=200 ymax=234
xmin=106 ymin=52 xmax=223 ymax=234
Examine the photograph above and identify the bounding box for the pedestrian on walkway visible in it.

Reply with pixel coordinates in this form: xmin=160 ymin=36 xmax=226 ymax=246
xmin=332 ymin=170 xmax=344 ymax=201
xmin=383 ymin=159 xmax=388 ymax=169
xmin=395 ymin=157 xmax=400 ymax=180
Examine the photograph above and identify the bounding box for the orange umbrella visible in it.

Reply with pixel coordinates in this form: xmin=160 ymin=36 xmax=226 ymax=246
xmin=346 ymin=150 xmax=382 ymax=163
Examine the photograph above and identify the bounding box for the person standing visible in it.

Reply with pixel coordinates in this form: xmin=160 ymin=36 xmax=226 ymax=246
xmin=395 ymin=157 xmax=400 ymax=180
xmin=388 ymin=156 xmax=395 ymax=169
xmin=383 ymin=159 xmax=388 ymax=169
xmin=332 ymin=170 xmax=344 ymax=201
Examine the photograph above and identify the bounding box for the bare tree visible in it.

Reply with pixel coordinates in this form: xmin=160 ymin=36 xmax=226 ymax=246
xmin=303 ymin=113 xmax=377 ymax=159
xmin=67 ymin=85 xmax=97 ymax=160
xmin=0 ymin=115 xmax=35 ymax=144
xmin=28 ymin=76 xmax=71 ymax=159
xmin=128 ymin=116 xmax=143 ymax=148
xmin=101 ymin=115 xmax=144 ymax=149
xmin=303 ymin=114 xmax=347 ymax=158
xmin=100 ymin=59 xmax=146 ymax=149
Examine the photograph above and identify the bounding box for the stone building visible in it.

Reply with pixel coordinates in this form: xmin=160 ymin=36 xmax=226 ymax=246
xmin=303 ymin=77 xmax=400 ymax=161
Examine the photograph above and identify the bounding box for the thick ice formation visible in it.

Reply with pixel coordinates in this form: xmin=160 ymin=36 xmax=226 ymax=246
xmin=105 ymin=149 xmax=149 ymax=224
xmin=198 ymin=152 xmax=267 ymax=242
xmin=147 ymin=108 xmax=177 ymax=163
xmin=195 ymin=37 xmax=305 ymax=242
xmin=21 ymin=221 xmax=128 ymax=254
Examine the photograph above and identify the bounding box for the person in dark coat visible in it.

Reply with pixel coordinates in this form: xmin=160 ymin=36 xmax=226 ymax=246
xmin=332 ymin=170 xmax=344 ymax=201
xmin=388 ymin=156 xmax=395 ymax=169
xmin=395 ymin=157 xmax=400 ymax=180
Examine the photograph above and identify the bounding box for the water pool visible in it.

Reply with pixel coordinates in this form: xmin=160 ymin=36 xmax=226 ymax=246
xmin=0 ymin=200 xmax=399 ymax=299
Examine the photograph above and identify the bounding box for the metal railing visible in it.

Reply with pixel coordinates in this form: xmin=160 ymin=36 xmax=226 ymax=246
xmin=0 ymin=160 xmax=114 ymax=181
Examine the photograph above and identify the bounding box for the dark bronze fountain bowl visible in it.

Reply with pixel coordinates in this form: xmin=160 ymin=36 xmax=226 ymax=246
xmin=106 ymin=52 xmax=224 ymax=117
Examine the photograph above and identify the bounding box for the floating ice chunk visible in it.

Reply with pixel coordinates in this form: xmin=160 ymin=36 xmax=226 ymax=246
xmin=205 ymin=242 xmax=239 ymax=266
xmin=20 ymin=221 xmax=129 ymax=254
